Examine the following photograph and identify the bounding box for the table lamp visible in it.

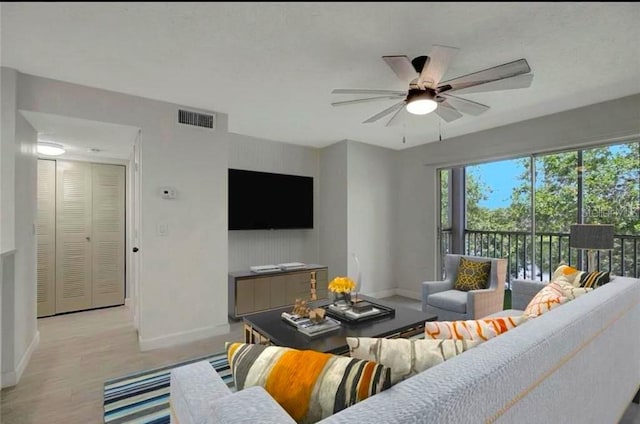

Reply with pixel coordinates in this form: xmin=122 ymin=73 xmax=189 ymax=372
xmin=569 ymin=224 xmax=614 ymax=272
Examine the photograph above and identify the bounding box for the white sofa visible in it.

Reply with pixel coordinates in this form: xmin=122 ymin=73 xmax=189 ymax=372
xmin=171 ymin=277 xmax=640 ymax=423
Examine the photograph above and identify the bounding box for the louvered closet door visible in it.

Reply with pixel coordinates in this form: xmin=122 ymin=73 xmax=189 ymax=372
xmin=56 ymin=160 xmax=93 ymax=313
xmin=37 ymin=160 xmax=56 ymax=317
xmin=91 ymin=164 xmax=125 ymax=308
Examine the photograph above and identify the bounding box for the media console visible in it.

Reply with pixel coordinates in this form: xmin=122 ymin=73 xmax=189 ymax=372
xmin=228 ymin=264 xmax=328 ymax=319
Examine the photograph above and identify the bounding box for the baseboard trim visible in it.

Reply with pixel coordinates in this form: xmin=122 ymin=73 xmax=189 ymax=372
xmin=125 ymin=297 xmax=131 ymax=307
xmin=395 ymin=288 xmax=422 ymax=301
xmin=2 ymin=330 xmax=40 ymax=388
xmin=138 ymin=323 xmax=230 ymax=351
xmin=363 ymin=289 xmax=397 ymax=299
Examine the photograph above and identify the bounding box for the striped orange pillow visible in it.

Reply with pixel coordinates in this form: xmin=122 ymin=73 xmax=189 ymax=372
xmin=424 ymin=316 xmax=527 ymax=342
xmin=226 ymin=342 xmax=391 ymax=423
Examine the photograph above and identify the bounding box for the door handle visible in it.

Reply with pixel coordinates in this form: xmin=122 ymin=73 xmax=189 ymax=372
xmin=133 ymin=247 xmax=139 ymax=253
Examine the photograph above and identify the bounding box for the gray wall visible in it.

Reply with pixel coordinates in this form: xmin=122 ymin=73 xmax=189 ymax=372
xmin=347 ymin=140 xmax=397 ymax=297
xmin=394 ymin=94 xmax=640 ymax=298
xmin=228 ymin=133 xmax=320 ymax=271
xmin=319 ymin=141 xmax=348 ymax=279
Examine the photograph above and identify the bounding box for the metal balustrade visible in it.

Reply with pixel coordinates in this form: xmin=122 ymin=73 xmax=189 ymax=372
xmin=440 ymin=229 xmax=639 ymax=281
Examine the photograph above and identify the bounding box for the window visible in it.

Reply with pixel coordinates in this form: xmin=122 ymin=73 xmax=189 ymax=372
xmin=439 ymin=140 xmax=640 ymax=280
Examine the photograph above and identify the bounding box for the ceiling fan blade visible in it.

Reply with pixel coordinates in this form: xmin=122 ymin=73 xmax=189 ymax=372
xmin=363 ymin=101 xmax=405 ymax=124
xmin=332 ymin=88 xmax=406 ymax=95
xmin=439 ymin=93 xmax=489 ymax=116
xmin=331 ymin=96 xmax=403 ymax=107
xmin=382 ymin=55 xmax=418 ymax=82
xmin=434 ymin=101 xmax=463 ymax=123
xmin=446 ymin=73 xmax=533 ymax=95
xmin=418 ymin=45 xmax=459 ymax=88
xmin=438 ymin=59 xmax=531 ymax=92
xmin=385 ymin=105 xmax=407 ymax=127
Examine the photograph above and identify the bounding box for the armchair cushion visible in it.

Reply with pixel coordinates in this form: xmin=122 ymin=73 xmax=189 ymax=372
xmin=453 ymin=257 xmax=491 ymax=291
xmin=427 ymin=290 xmax=467 ymax=313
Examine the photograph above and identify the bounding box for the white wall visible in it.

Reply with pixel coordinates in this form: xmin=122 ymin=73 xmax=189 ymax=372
xmin=346 ymin=141 xmax=397 ymax=297
xmin=1 ymin=68 xmax=16 ymax=252
xmin=14 ymin=70 xmax=230 ymax=350
xmin=228 ymin=133 xmax=319 ymax=271
xmin=394 ymin=94 xmax=640 ymax=296
xmin=9 ymin=112 xmax=38 ymax=383
xmin=0 ymin=67 xmax=39 ymax=387
xmin=319 ymin=141 xmax=348 ymax=279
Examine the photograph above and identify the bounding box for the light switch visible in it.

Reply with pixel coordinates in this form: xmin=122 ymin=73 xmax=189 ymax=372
xmin=157 ymin=223 xmax=169 ymax=236
xmin=160 ymin=187 xmax=177 ymax=199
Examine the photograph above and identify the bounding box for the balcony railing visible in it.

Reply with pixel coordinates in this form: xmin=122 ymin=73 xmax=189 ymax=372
xmin=440 ymin=229 xmax=639 ymax=282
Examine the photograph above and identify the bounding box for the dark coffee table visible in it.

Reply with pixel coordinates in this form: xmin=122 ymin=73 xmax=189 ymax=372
xmin=243 ymin=295 xmax=437 ymax=355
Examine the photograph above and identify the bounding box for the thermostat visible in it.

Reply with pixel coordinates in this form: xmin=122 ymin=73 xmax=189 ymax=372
xmin=160 ymin=187 xmax=177 ymax=199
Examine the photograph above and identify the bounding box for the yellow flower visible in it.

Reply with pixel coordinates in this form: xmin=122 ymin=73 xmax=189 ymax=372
xmin=328 ymin=276 xmax=356 ymax=293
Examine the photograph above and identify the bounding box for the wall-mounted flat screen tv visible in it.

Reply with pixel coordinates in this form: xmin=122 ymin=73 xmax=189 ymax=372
xmin=228 ymin=168 xmax=313 ymax=230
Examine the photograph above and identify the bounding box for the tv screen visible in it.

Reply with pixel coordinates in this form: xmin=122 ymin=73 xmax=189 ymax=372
xmin=228 ymin=169 xmax=314 ymax=230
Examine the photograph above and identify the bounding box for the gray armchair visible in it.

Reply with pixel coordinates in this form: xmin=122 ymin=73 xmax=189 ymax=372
xmin=422 ymin=254 xmax=508 ymax=320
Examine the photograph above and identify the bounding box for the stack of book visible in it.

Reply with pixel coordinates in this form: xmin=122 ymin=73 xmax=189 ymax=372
xmin=281 ymin=312 xmax=341 ymax=337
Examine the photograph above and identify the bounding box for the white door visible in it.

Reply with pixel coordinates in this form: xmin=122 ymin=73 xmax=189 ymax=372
xmin=36 ymin=159 xmax=56 ymax=317
xmin=55 ymin=160 xmax=93 ymax=313
xmin=91 ymin=163 xmax=125 ymax=308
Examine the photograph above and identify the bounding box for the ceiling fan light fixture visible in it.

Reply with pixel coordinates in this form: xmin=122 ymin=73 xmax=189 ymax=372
xmin=37 ymin=141 xmax=66 ymax=156
xmin=405 ymin=89 xmax=438 ymax=115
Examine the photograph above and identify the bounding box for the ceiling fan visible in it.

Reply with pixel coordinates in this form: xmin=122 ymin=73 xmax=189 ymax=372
xmin=331 ymin=45 xmax=533 ymax=125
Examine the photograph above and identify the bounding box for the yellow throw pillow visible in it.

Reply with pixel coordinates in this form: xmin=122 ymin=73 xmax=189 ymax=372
xmin=424 ymin=316 xmax=527 ymax=342
xmin=524 ymin=282 xmax=569 ymax=318
xmin=226 ymin=342 xmax=391 ymax=423
xmin=453 ymin=257 xmax=491 ymax=291
xmin=346 ymin=337 xmax=480 ymax=385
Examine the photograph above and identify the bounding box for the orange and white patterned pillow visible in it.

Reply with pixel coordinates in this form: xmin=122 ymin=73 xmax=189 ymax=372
xmin=557 ymin=280 xmax=593 ymax=300
xmin=524 ymin=281 xmax=569 ymax=318
xmin=551 ymin=264 xmax=583 ymax=286
xmin=424 ymin=316 xmax=527 ymax=342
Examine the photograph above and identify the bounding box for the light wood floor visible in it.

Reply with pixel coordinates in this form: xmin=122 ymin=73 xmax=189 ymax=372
xmin=1 ymin=297 xmax=637 ymax=424
xmin=0 ymin=305 xmax=245 ymax=424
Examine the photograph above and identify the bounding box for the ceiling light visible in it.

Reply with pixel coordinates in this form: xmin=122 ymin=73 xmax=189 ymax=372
xmin=405 ymin=89 xmax=438 ymax=115
xmin=37 ymin=142 xmax=66 ymax=156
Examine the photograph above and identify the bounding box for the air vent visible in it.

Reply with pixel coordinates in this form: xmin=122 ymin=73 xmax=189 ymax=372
xmin=178 ymin=109 xmax=215 ymax=129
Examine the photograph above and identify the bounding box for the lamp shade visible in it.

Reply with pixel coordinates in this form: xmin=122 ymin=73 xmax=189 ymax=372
xmin=569 ymin=224 xmax=614 ymax=250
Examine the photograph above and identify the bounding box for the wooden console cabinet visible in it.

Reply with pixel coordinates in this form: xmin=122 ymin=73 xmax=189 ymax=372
xmin=228 ymin=265 xmax=328 ymax=319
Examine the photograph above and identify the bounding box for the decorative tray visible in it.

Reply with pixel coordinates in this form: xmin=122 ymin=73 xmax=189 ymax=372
xmin=281 ymin=312 xmax=342 ymax=338
xmin=322 ymin=300 xmax=395 ymax=324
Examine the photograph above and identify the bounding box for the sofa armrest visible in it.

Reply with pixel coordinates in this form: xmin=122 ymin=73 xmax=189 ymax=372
xmin=170 ymin=361 xmax=233 ymax=424
xmin=468 ymin=286 xmax=505 ymax=319
xmin=511 ymin=279 xmax=548 ymax=310
xmin=209 ymin=386 xmax=296 ymax=423
xmin=421 ymin=280 xmax=454 ymax=311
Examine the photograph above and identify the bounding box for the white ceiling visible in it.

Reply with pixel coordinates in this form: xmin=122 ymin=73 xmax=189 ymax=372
xmin=21 ymin=111 xmax=139 ymax=160
xmin=2 ymin=2 xmax=640 ymax=150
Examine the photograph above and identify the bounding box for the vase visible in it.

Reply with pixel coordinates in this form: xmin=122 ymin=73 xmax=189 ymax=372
xmin=332 ymin=291 xmax=352 ymax=310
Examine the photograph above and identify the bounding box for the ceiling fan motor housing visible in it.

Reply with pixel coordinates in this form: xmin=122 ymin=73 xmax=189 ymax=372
xmin=411 ymin=55 xmax=429 ymax=73
xmin=406 ymin=87 xmax=436 ymax=103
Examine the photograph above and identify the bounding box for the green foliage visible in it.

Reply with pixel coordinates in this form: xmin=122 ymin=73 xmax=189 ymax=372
xmin=457 ymin=141 xmax=639 ymax=278
xmin=464 ymin=142 xmax=639 ymax=236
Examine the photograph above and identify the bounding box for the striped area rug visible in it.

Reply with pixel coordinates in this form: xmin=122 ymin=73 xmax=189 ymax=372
xmin=103 ymin=352 xmax=233 ymax=424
